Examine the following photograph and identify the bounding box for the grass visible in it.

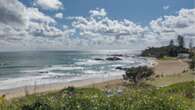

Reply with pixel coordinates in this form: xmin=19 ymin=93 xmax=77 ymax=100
xmin=145 ymin=71 xmax=195 ymax=87
xmin=158 ymin=56 xmax=177 ymax=60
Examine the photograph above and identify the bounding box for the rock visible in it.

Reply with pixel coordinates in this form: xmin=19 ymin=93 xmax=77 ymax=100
xmin=115 ymin=66 xmax=128 ymax=71
xmin=106 ymin=57 xmax=122 ymax=61
xmin=94 ymin=58 xmax=104 ymax=61
xmin=109 ymin=54 xmax=130 ymax=57
xmin=115 ymin=66 xmax=123 ymax=70
xmin=109 ymin=54 xmax=124 ymax=57
xmin=39 ymin=71 xmax=49 ymax=73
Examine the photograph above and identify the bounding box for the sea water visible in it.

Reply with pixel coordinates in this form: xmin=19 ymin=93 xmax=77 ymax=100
xmin=0 ymin=50 xmax=153 ymax=90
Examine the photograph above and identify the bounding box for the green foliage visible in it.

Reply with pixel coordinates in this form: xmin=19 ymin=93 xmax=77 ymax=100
xmin=177 ymin=35 xmax=185 ymax=48
xmin=141 ymin=35 xmax=189 ymax=58
xmin=169 ymin=40 xmax=174 ymax=47
xmin=159 ymin=81 xmax=195 ymax=99
xmin=141 ymin=46 xmax=189 ymax=58
xmin=158 ymin=56 xmax=177 ymax=60
xmin=21 ymin=100 xmax=51 ymax=110
xmin=1 ymin=82 xmax=195 ymax=110
xmin=125 ymin=66 xmax=154 ymax=84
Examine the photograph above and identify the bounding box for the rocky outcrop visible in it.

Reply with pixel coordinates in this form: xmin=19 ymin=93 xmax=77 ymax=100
xmin=94 ymin=58 xmax=104 ymax=61
xmin=115 ymin=66 xmax=128 ymax=71
xmin=106 ymin=57 xmax=122 ymax=61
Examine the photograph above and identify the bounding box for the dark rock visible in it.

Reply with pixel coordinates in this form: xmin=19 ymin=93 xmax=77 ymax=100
xmin=109 ymin=54 xmax=130 ymax=57
xmin=109 ymin=54 xmax=124 ymax=57
xmin=39 ymin=71 xmax=49 ymax=73
xmin=115 ymin=66 xmax=123 ymax=70
xmin=106 ymin=57 xmax=122 ymax=61
xmin=94 ymin=58 xmax=104 ymax=61
xmin=115 ymin=66 xmax=128 ymax=71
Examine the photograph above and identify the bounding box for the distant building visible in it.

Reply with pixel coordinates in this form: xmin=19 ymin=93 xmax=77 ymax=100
xmin=177 ymin=53 xmax=190 ymax=59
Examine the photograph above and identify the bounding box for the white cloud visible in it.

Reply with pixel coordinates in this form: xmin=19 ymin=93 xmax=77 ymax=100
xmin=35 ymin=0 xmax=63 ymax=10
xmin=27 ymin=8 xmax=56 ymax=24
xmin=163 ymin=5 xmax=170 ymax=10
xmin=68 ymin=8 xmax=146 ymax=49
xmin=150 ymin=8 xmax=195 ymax=36
xmin=89 ymin=8 xmax=107 ymax=17
xmin=150 ymin=8 xmax=195 ymax=46
xmin=0 ymin=0 xmax=73 ymax=50
xmin=55 ymin=12 xmax=63 ymax=19
xmin=0 ymin=0 xmax=27 ymax=29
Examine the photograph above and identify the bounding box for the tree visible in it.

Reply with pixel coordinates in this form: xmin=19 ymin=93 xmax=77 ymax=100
xmin=168 ymin=40 xmax=177 ymax=57
xmin=177 ymin=35 xmax=185 ymax=48
xmin=124 ymin=66 xmax=154 ymax=84
xmin=169 ymin=40 xmax=174 ymax=47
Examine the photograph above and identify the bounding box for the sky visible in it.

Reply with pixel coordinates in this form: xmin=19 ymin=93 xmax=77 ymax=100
xmin=0 ymin=0 xmax=195 ymax=51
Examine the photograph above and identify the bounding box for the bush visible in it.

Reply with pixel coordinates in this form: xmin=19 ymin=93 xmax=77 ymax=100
xmin=190 ymin=55 xmax=195 ymax=70
xmin=124 ymin=66 xmax=154 ymax=84
xmin=21 ymin=100 xmax=51 ymax=110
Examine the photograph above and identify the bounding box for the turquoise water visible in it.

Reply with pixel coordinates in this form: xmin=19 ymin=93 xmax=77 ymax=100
xmin=0 ymin=50 xmax=152 ymax=89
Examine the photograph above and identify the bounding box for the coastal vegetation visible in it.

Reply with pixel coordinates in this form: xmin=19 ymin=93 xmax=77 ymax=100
xmin=0 ymin=81 xmax=194 ymax=110
xmin=124 ymin=66 xmax=154 ymax=84
xmin=141 ymin=35 xmax=190 ymax=58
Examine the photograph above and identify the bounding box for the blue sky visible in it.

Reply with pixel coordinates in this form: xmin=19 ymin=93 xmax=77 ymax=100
xmin=20 ymin=0 xmax=194 ymax=26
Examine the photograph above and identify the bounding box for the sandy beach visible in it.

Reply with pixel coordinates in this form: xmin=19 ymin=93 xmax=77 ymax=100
xmin=154 ymin=59 xmax=189 ymax=75
xmin=0 ymin=59 xmax=191 ymax=100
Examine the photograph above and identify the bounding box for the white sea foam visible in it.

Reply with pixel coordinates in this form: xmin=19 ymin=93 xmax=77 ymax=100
xmin=22 ymin=66 xmax=84 ymax=73
xmin=75 ymin=59 xmax=106 ymax=65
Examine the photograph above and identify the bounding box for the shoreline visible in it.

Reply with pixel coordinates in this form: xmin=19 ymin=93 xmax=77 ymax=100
xmin=0 ymin=75 xmax=123 ymax=99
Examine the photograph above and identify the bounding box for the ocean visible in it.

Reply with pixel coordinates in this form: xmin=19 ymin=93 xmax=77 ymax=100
xmin=0 ymin=50 xmax=153 ymax=90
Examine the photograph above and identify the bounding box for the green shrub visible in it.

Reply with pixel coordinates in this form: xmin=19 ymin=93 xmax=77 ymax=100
xmin=125 ymin=66 xmax=154 ymax=84
xmin=159 ymin=81 xmax=195 ymax=99
xmin=21 ymin=100 xmax=51 ymax=110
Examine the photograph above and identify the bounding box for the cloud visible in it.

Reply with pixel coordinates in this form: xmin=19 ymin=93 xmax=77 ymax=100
xmin=27 ymin=8 xmax=56 ymax=24
xmin=68 ymin=8 xmax=147 ymax=49
xmin=89 ymin=8 xmax=107 ymax=17
xmin=0 ymin=0 xmax=28 ymax=47
xmin=149 ymin=8 xmax=195 ymax=47
xmin=163 ymin=5 xmax=170 ymax=10
xmin=55 ymin=12 xmax=63 ymax=19
xmin=35 ymin=0 xmax=63 ymax=10
xmin=0 ymin=0 xmax=27 ymax=28
xmin=150 ymin=8 xmax=195 ymax=36
xmin=0 ymin=0 xmax=73 ymax=50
